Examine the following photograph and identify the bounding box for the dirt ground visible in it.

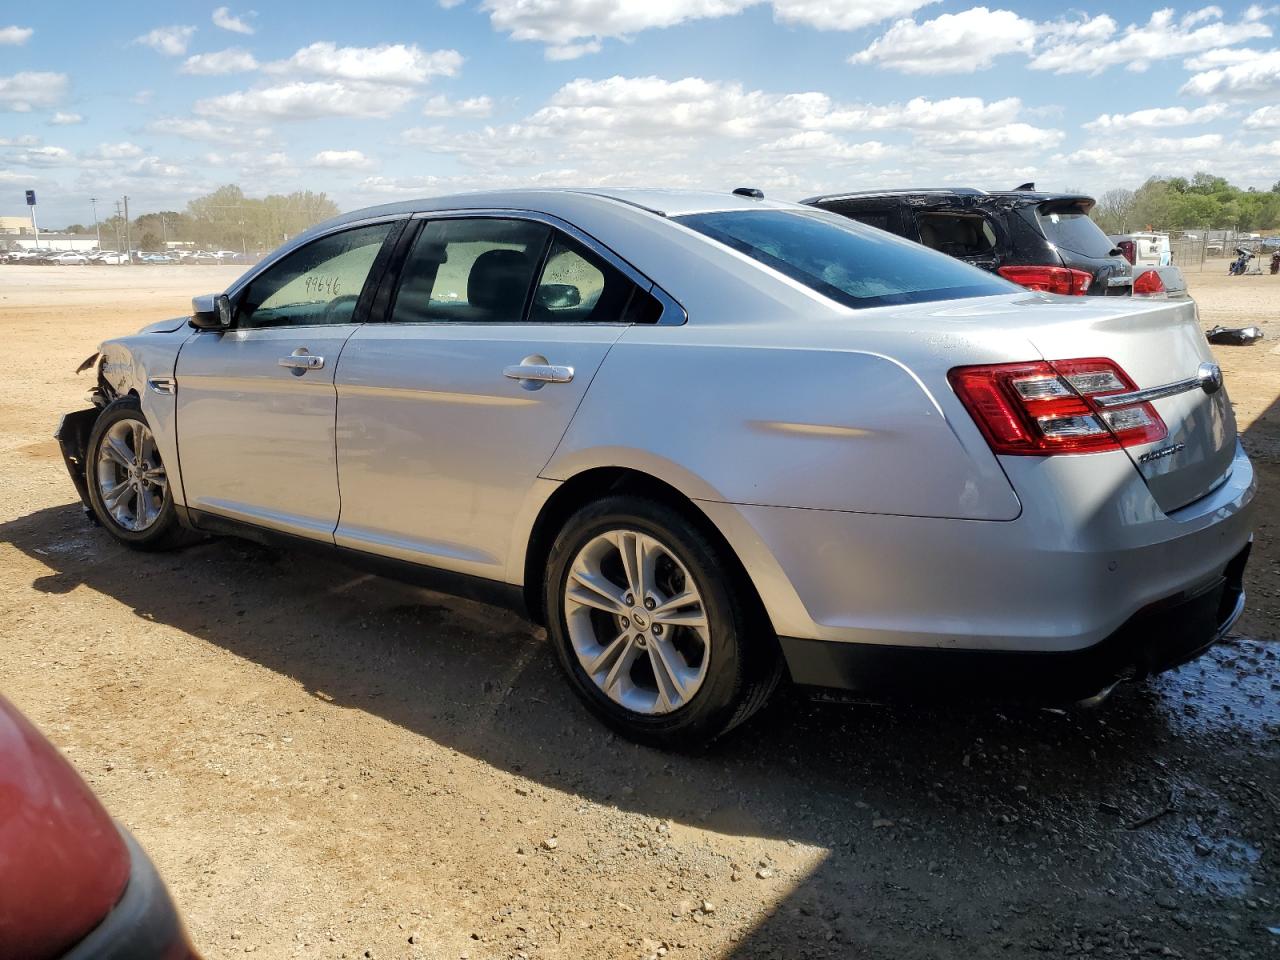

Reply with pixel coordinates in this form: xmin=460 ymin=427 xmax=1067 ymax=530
xmin=0 ymin=264 xmax=1277 ymax=960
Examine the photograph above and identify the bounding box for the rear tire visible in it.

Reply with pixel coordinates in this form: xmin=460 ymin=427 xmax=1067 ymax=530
xmin=85 ymin=398 xmax=195 ymax=552
xmin=544 ymin=494 xmax=780 ymax=749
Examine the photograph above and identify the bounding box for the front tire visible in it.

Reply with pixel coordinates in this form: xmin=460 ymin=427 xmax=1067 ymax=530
xmin=544 ymin=494 xmax=780 ymax=748
xmin=85 ymin=399 xmax=193 ymax=551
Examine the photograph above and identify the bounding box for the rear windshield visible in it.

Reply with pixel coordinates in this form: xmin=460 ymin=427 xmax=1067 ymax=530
xmin=1035 ymin=204 xmax=1117 ymax=259
xmin=674 ymin=209 xmax=1011 ymax=309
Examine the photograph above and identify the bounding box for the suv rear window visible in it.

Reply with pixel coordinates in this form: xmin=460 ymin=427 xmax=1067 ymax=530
xmin=674 ymin=209 xmax=1011 ymax=309
xmin=1034 ymin=203 xmax=1116 ymax=259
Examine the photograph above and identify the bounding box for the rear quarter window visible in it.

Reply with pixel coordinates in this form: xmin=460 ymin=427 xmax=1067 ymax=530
xmin=674 ymin=209 xmax=1012 ymax=309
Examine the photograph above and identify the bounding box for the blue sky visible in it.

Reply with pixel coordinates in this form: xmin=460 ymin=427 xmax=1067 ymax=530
xmin=2 ymin=1 xmax=1279 ymax=226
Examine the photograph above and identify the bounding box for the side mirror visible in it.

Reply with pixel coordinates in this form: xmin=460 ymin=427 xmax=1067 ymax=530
xmin=536 ymin=283 xmax=582 ymax=310
xmin=191 ymin=293 xmax=234 ymax=330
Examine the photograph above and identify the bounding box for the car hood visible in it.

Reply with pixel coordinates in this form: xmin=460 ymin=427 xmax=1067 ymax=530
xmin=0 ymin=695 xmax=131 ymax=960
xmin=139 ymin=316 xmax=190 ymax=335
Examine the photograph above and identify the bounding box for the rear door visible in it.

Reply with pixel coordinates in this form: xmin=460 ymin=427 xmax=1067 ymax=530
xmin=333 ymin=215 xmax=656 ymax=579
xmin=175 ymin=220 xmax=398 ymax=538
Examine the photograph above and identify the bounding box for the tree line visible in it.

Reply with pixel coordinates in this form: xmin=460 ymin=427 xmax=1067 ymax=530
xmin=64 ymin=184 xmax=340 ymax=253
xmin=1091 ymin=173 xmax=1280 ymax=236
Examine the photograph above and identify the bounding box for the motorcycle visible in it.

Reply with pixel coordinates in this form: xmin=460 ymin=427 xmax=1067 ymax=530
xmin=1270 ymin=251 xmax=1279 ymax=275
xmin=1228 ymin=247 xmax=1254 ymax=276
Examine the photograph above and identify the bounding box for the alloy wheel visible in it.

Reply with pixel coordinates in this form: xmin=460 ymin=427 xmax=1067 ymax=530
xmin=95 ymin=419 xmax=168 ymax=532
xmin=563 ymin=528 xmax=711 ymax=715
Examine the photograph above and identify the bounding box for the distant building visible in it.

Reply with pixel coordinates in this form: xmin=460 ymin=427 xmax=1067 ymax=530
xmin=7 ymin=233 xmax=101 ymax=252
xmin=0 ymin=215 xmax=34 ymax=235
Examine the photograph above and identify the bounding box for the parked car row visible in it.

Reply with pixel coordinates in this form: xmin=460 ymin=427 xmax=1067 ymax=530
xmin=1 ymin=248 xmax=259 ymax=265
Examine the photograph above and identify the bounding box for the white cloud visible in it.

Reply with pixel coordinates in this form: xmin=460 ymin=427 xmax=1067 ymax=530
xmin=915 ymin=123 xmax=1065 ymax=153
xmin=132 ymin=90 xmax=154 ymax=105
xmin=265 ymin=42 xmax=462 ymax=84
xmin=8 ymin=145 xmax=73 ymax=167
xmin=1055 ymin=133 xmax=1224 ymax=167
xmin=148 ymin=116 xmax=241 ymax=140
xmin=180 ymin=47 xmax=257 ymax=74
xmin=212 ymin=6 xmax=255 ymax=34
xmin=309 ymin=149 xmax=375 ymax=169
xmin=181 ymin=48 xmax=259 ymax=74
xmin=196 ymin=80 xmax=417 ymax=121
xmin=771 ymin=0 xmax=936 ymax=31
xmin=0 ymin=25 xmax=33 ymax=45
xmin=850 ymin=8 xmax=1037 ymax=74
xmin=478 ymin=0 xmax=953 ymax=57
xmin=482 ymin=0 xmax=757 ymax=59
xmin=422 ymin=94 xmax=494 ymax=117
xmin=0 ymin=72 xmax=69 ymax=112
xmin=134 ymin=25 xmax=197 ymax=57
xmin=850 ymin=6 xmax=1273 ymax=76
xmin=0 ymin=135 xmax=40 ymax=146
xmin=1184 ymin=46 xmax=1265 ymax=68
xmin=1181 ymin=48 xmax=1280 ymax=96
xmin=755 ymin=131 xmax=893 ymax=161
xmin=394 ymin=76 xmax=1061 ymax=199
xmin=49 ymin=112 xmax=83 ymax=125
xmin=1084 ymin=103 xmax=1230 ymax=130
xmin=1031 ymin=7 xmax=1271 ymax=74
xmin=90 ymin=142 xmax=146 ymax=160
xmin=1243 ymin=103 xmax=1280 ymax=127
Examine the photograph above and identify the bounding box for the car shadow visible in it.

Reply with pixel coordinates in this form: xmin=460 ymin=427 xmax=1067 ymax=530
xmin=3 ymin=494 xmax=1274 ymax=957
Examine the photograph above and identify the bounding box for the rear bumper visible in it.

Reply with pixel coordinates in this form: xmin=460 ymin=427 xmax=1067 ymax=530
xmin=62 ymin=827 xmax=198 ymax=960
xmin=781 ymin=538 xmax=1251 ymax=701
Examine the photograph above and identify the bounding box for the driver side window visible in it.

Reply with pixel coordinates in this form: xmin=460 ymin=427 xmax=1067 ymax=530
xmin=236 ymin=222 xmax=395 ymax=329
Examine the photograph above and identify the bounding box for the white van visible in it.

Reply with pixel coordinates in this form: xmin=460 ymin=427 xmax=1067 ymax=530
xmin=1109 ymin=232 xmax=1172 ymax=267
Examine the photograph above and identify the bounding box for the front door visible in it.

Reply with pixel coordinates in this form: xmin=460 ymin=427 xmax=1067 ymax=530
xmin=334 ymin=216 xmax=653 ymax=579
xmin=175 ymin=221 xmax=398 ymax=539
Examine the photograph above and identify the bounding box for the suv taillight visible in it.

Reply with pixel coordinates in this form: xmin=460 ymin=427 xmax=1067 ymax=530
xmin=1133 ymin=269 xmax=1165 ymax=295
xmin=997 ymin=265 xmax=1092 ymax=295
xmin=949 ymin=358 xmax=1167 ymax=455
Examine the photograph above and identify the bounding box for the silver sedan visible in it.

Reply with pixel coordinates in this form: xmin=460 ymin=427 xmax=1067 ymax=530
xmin=57 ymin=189 xmax=1255 ymax=746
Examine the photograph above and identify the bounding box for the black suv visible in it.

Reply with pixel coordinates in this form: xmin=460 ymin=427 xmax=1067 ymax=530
xmin=801 ymin=186 xmax=1134 ymax=297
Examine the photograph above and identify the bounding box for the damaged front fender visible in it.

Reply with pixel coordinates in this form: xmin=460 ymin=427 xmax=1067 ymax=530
xmin=55 ymin=407 xmax=102 ymax=517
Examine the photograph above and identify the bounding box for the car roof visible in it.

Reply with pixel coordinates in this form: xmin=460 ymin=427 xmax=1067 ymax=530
xmin=324 ymin=187 xmax=803 ymax=230
xmin=801 ymin=187 xmax=1095 ymax=206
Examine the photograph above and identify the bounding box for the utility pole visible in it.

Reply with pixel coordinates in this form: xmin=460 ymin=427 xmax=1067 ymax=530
xmin=90 ymin=197 xmax=101 ymax=249
xmin=122 ymin=195 xmax=131 ymax=263
xmin=160 ymin=213 xmax=169 ymax=248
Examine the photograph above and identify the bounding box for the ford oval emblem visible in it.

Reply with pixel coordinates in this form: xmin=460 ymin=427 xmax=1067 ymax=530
xmin=1197 ymin=361 xmax=1223 ymax=395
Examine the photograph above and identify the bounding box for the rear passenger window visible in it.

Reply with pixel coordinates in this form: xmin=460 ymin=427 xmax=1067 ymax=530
xmin=915 ymin=212 xmax=997 ymax=258
xmin=391 ymin=217 xmax=661 ymax=324
xmin=391 ymin=218 xmax=550 ymax=323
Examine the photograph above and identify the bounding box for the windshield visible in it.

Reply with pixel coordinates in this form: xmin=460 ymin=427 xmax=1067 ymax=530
xmin=674 ymin=209 xmax=1012 ymax=309
xmin=1035 ymin=204 xmax=1117 ymax=259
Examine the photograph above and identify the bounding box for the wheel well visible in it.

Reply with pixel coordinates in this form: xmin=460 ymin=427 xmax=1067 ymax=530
xmin=522 ymin=467 xmax=772 ymax=636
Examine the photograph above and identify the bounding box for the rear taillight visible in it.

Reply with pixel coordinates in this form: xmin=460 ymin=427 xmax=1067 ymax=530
xmin=1132 ymin=269 xmax=1165 ymax=295
xmin=997 ymin=265 xmax=1092 ymax=295
xmin=949 ymin=358 xmax=1167 ymax=455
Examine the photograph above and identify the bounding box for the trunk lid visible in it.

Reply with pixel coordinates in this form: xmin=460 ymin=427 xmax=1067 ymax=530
xmin=1022 ymin=296 xmax=1236 ymax=512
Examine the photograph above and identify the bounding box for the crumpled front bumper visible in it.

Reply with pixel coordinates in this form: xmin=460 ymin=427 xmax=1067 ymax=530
xmin=55 ymin=407 xmax=101 ymax=515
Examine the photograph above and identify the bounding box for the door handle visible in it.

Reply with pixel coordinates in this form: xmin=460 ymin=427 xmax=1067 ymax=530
xmin=504 ymin=354 xmax=574 ymax=389
xmin=278 ymin=348 xmax=324 ymax=375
